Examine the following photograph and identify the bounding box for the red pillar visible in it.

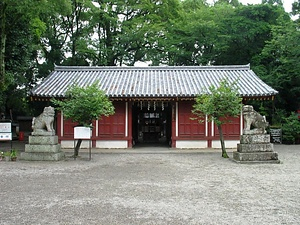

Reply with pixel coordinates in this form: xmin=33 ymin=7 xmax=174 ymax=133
xmin=127 ymin=102 xmax=133 ymax=148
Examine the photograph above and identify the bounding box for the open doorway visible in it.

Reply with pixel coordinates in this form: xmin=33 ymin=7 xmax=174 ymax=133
xmin=132 ymin=101 xmax=172 ymax=147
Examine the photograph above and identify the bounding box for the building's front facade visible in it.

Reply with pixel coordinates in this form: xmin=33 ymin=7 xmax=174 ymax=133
xmin=30 ymin=65 xmax=277 ymax=149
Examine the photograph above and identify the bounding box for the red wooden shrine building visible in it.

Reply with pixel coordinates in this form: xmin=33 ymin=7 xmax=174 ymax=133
xmin=29 ymin=65 xmax=277 ymax=149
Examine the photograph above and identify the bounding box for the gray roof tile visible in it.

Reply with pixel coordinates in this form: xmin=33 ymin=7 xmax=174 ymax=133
xmin=30 ymin=65 xmax=278 ymax=99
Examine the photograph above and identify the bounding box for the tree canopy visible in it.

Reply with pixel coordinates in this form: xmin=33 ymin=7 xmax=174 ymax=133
xmin=192 ymin=79 xmax=243 ymax=158
xmin=51 ymin=82 xmax=115 ymax=156
xmin=0 ymin=0 xmax=298 ymax=121
xmin=51 ymin=82 xmax=115 ymax=126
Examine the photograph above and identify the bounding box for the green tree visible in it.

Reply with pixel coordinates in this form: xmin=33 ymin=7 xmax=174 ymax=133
xmin=52 ymin=82 xmax=115 ymax=157
xmin=215 ymin=0 xmax=241 ymax=7
xmin=0 ymin=0 xmax=47 ymax=115
xmin=213 ymin=3 xmax=289 ymax=65
xmin=62 ymin=0 xmax=93 ymax=66
xmin=160 ymin=0 xmax=221 ymax=65
xmin=192 ymin=79 xmax=242 ymax=158
xmin=88 ymin=0 xmax=181 ymax=66
xmin=282 ymin=113 xmax=300 ymax=144
xmin=255 ymin=18 xmax=300 ymax=113
xmin=38 ymin=0 xmax=72 ymax=78
xmin=292 ymin=0 xmax=300 ymax=24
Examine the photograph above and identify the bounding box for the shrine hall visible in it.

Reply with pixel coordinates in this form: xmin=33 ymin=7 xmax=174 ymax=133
xmin=29 ymin=65 xmax=277 ymax=149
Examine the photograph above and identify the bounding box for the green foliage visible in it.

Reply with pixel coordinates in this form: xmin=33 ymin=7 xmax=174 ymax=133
xmin=282 ymin=113 xmax=300 ymax=144
xmin=292 ymin=0 xmax=300 ymax=24
xmin=162 ymin=2 xmax=220 ymax=65
xmin=192 ymin=79 xmax=242 ymax=126
xmin=271 ymin=108 xmax=287 ymax=126
xmin=87 ymin=0 xmax=181 ymax=66
xmin=4 ymin=151 xmax=11 ymax=157
xmin=214 ymin=4 xmax=288 ymax=65
xmin=254 ymin=19 xmax=300 ymax=112
xmin=30 ymin=18 xmax=46 ymax=39
xmin=10 ymin=149 xmax=18 ymax=158
xmin=1 ymin=0 xmax=298 ymax=125
xmin=0 ymin=0 xmax=49 ymax=117
xmin=192 ymin=79 xmax=242 ymax=157
xmin=51 ymin=82 xmax=115 ymax=127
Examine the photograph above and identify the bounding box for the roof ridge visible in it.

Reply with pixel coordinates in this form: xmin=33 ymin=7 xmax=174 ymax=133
xmin=54 ymin=64 xmax=250 ymax=71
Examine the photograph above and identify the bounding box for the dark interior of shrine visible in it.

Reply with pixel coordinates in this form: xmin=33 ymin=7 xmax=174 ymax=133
xmin=132 ymin=101 xmax=172 ymax=147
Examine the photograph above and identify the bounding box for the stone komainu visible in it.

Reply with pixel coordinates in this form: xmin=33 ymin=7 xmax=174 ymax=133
xmin=243 ymin=105 xmax=269 ymax=134
xmin=32 ymin=106 xmax=55 ymax=135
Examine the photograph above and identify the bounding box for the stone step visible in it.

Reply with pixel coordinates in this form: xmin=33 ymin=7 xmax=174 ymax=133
xmin=233 ymin=151 xmax=279 ymax=162
xmin=237 ymin=143 xmax=274 ymax=153
xmin=20 ymin=152 xmax=65 ymax=161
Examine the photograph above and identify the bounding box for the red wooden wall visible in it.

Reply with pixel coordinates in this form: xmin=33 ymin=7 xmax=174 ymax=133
xmin=178 ymin=101 xmax=206 ymax=139
xmin=57 ymin=101 xmax=126 ymax=142
xmin=177 ymin=101 xmax=240 ymax=140
xmin=213 ymin=117 xmax=241 ymax=139
xmin=98 ymin=101 xmax=126 ymax=138
xmin=57 ymin=100 xmax=241 ymax=148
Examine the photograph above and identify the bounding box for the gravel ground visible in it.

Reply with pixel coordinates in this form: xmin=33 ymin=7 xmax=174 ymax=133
xmin=0 ymin=144 xmax=299 ymax=225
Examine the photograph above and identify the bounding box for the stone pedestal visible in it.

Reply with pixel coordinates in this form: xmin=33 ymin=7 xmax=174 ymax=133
xmin=233 ymin=134 xmax=280 ymax=164
xmin=21 ymin=135 xmax=65 ymax=161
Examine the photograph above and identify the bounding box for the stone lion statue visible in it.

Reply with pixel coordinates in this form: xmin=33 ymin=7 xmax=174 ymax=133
xmin=32 ymin=106 xmax=55 ymax=135
xmin=243 ymin=105 xmax=269 ymax=135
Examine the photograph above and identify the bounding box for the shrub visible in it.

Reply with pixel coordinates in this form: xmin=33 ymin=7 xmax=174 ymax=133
xmin=282 ymin=113 xmax=300 ymax=144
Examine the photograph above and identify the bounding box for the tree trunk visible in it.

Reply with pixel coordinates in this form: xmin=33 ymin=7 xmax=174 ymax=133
xmin=0 ymin=2 xmax=7 ymax=90
xmin=217 ymin=124 xmax=229 ymax=158
xmin=74 ymin=139 xmax=82 ymax=157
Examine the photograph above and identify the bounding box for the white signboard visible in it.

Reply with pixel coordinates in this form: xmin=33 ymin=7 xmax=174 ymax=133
xmin=0 ymin=133 xmax=12 ymax=141
xmin=0 ymin=122 xmax=11 ymax=133
xmin=0 ymin=122 xmax=12 ymax=141
xmin=74 ymin=127 xmax=91 ymax=139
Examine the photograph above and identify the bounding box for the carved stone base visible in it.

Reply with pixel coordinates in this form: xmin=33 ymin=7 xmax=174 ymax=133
xmin=233 ymin=134 xmax=280 ymax=164
xmin=21 ymin=135 xmax=65 ymax=161
xmin=240 ymin=134 xmax=270 ymax=144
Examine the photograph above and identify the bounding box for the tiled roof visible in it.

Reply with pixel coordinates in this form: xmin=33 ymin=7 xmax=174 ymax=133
xmin=30 ymin=65 xmax=278 ymax=99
